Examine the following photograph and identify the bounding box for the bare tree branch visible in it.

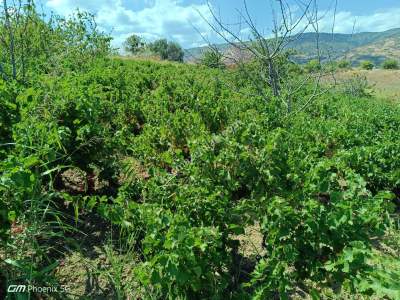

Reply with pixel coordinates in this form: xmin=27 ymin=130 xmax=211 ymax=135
xmin=196 ymin=0 xmax=338 ymax=116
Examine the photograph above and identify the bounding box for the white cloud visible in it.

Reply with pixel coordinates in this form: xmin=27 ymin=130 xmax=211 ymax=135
xmin=45 ymin=0 xmax=213 ymax=49
xmin=44 ymin=1 xmax=400 ymax=50
xmin=311 ymin=8 xmax=400 ymax=34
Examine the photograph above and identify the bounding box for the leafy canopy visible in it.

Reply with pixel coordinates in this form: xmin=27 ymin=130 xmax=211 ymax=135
xmin=124 ymin=34 xmax=145 ymax=54
xmin=149 ymin=38 xmax=184 ymax=62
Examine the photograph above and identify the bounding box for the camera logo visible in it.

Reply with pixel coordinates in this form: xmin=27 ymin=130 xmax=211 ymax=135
xmin=7 ymin=285 xmax=27 ymax=293
xmin=7 ymin=284 xmax=69 ymax=293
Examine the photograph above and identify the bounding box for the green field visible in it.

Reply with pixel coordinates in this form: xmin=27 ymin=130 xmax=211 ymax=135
xmin=1 ymin=57 xmax=400 ymax=299
xmin=1 ymin=5 xmax=400 ymax=300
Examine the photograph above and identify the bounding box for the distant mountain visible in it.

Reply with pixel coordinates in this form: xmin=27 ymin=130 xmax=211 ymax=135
xmin=184 ymin=28 xmax=400 ymax=66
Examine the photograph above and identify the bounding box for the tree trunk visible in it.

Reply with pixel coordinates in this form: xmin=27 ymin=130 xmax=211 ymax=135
xmin=3 ymin=0 xmax=17 ymax=80
xmin=268 ymin=59 xmax=279 ymax=97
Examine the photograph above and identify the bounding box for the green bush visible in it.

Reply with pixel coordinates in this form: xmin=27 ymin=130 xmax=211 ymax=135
xmin=305 ymin=59 xmax=322 ymax=73
xmin=124 ymin=34 xmax=145 ymax=54
xmin=149 ymin=39 xmax=184 ymax=62
xmin=337 ymin=60 xmax=351 ymax=69
xmin=0 ymin=6 xmax=111 ymax=82
xmin=200 ymin=49 xmax=225 ymax=69
xmin=382 ymin=59 xmax=399 ymax=70
xmin=341 ymin=74 xmax=373 ymax=98
xmin=250 ymin=163 xmax=393 ymax=298
xmin=360 ymin=60 xmax=374 ymax=70
xmin=2 ymin=56 xmax=400 ymax=299
xmin=166 ymin=42 xmax=184 ymax=62
xmin=136 ymin=209 xmax=230 ymax=298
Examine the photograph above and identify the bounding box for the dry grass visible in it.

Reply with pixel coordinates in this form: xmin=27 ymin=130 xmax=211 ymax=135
xmin=112 ymin=54 xmax=183 ymax=66
xmin=333 ymin=69 xmax=400 ymax=101
xmin=113 ymin=54 xmax=162 ymax=62
xmin=236 ymin=223 xmax=265 ymax=258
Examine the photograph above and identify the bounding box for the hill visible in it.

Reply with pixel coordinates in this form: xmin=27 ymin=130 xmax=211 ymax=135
xmin=185 ymin=28 xmax=400 ymax=66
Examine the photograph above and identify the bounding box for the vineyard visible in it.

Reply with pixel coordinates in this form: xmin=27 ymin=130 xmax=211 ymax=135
xmin=1 ymin=5 xmax=400 ymax=300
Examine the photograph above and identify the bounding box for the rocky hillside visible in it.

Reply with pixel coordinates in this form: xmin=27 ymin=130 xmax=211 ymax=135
xmin=185 ymin=28 xmax=400 ymax=66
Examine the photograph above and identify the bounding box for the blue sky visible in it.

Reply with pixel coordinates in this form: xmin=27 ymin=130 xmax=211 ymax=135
xmin=42 ymin=0 xmax=400 ymax=49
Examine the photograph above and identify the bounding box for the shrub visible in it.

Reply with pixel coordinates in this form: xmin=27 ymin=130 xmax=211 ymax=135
xmin=360 ymin=60 xmax=374 ymax=70
xmin=341 ymin=74 xmax=373 ymax=98
xmin=200 ymin=49 xmax=225 ymax=69
xmin=305 ymin=59 xmax=322 ymax=73
xmin=149 ymin=39 xmax=184 ymax=62
xmin=337 ymin=60 xmax=351 ymax=69
xmin=0 ymin=7 xmax=112 ymax=82
xmin=137 ymin=209 xmax=230 ymax=298
xmin=250 ymin=164 xmax=394 ymax=298
xmin=149 ymin=39 xmax=169 ymax=59
xmin=166 ymin=41 xmax=184 ymax=62
xmin=382 ymin=59 xmax=399 ymax=70
xmin=324 ymin=61 xmax=338 ymax=72
xmin=124 ymin=34 xmax=145 ymax=54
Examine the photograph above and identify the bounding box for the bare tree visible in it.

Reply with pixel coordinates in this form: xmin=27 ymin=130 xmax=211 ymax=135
xmin=199 ymin=0 xmax=337 ymax=115
xmin=2 ymin=0 xmax=16 ymax=79
xmin=0 ymin=0 xmax=34 ymax=81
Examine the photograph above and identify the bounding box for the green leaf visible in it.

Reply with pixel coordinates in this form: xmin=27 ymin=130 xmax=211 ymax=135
xmin=193 ymin=266 xmax=202 ymax=278
xmin=39 ymin=261 xmax=59 ymax=275
xmin=8 ymin=210 xmax=16 ymax=222
xmin=228 ymin=224 xmax=245 ymax=235
xmin=4 ymin=259 xmax=25 ymax=270
xmin=310 ymin=288 xmax=320 ymax=300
